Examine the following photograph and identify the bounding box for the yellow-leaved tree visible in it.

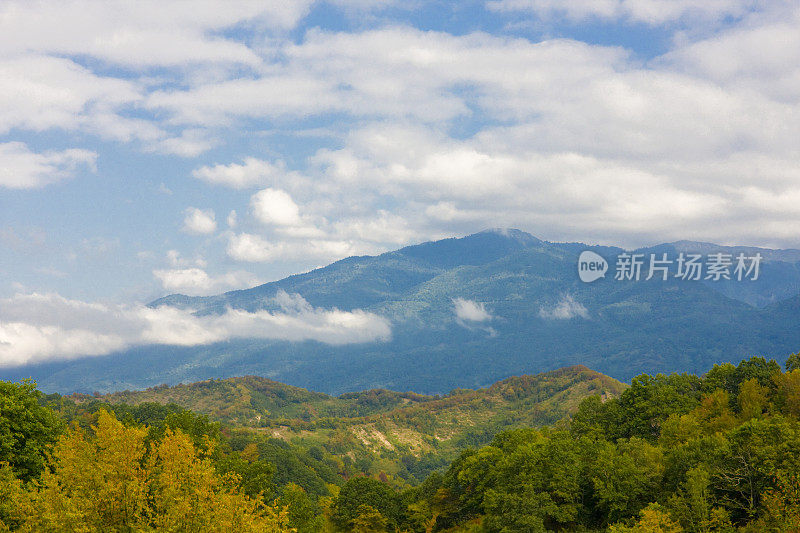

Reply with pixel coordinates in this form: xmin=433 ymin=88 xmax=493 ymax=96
xmin=5 ymin=410 xmax=293 ymax=532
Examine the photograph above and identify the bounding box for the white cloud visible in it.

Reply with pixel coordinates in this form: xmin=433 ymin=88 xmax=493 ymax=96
xmin=165 ymin=249 xmax=206 ymax=268
xmin=0 ymin=1 xmax=313 ymax=68
xmin=192 ymin=158 xmax=289 ymax=189
xmin=226 ymin=232 xmax=369 ymax=264
xmin=0 ymin=52 xmax=216 ymax=156
xmin=227 ymin=210 xmax=238 ymax=228
xmin=142 ymin=21 xmax=800 ymax=247
xmin=251 ymin=188 xmax=303 ymax=226
xmin=0 ymin=142 xmax=97 ymax=189
xmin=453 ymin=298 xmax=493 ymax=322
xmin=333 ymin=211 xmax=419 ymax=245
xmin=486 ymin=0 xmax=759 ymax=25
xmin=0 ymin=55 xmax=150 ymax=137
xmin=3 ymin=1 xmax=800 ymax=290
xmin=308 ymin=110 xmax=800 ymax=248
xmin=153 ymin=268 xmax=260 ymax=296
xmin=539 ymin=295 xmax=590 ymax=320
xmin=0 ymin=2 xmax=318 ymax=153
xmin=153 ymin=129 xmax=216 ymax=157
xmin=248 ymin=187 xmax=329 ymax=239
xmin=0 ymin=291 xmax=391 ymax=367
xmin=145 ymin=28 xmax=629 ymax=126
xmin=663 ymin=9 xmax=800 ymax=103
xmin=226 ymin=233 xmax=279 ymax=262
xmin=182 ymin=207 xmax=217 ymax=235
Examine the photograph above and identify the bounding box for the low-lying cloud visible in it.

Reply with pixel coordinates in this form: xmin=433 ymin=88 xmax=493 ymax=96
xmin=453 ymin=298 xmax=493 ymax=322
xmin=0 ymin=291 xmax=391 ymax=367
xmin=538 ymin=294 xmax=590 ymax=320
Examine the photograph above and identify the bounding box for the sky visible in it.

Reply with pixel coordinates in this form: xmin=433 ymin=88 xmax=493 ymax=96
xmin=1 ymin=1 xmax=799 ymax=366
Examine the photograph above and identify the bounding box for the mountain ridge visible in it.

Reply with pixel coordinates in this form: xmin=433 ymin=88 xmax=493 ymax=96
xmin=6 ymin=229 xmax=800 ymax=395
xmin=150 ymin=229 xmax=800 ymax=311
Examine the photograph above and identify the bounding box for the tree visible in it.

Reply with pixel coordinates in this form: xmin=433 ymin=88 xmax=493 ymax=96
xmin=19 ymin=410 xmax=292 ymax=532
xmin=350 ymin=505 xmax=388 ymax=532
xmin=332 ymin=477 xmax=404 ymax=531
xmin=0 ymin=462 xmax=31 ymax=530
xmin=147 ymin=425 xmax=289 ymax=531
xmin=480 ymin=432 xmax=587 ymax=531
xmin=615 ymin=374 xmax=702 ymax=441
xmin=737 ymin=378 xmax=769 ymax=420
xmin=571 ymin=395 xmax=623 ymax=440
xmin=773 ymin=369 xmax=800 ymax=418
xmin=733 ymin=357 xmax=781 ymax=393
xmin=609 ymin=503 xmax=683 ymax=533
xmin=0 ymin=380 xmax=62 ymax=481
xmin=756 ymin=470 xmax=800 ymax=531
xmin=667 ymin=466 xmax=733 ymax=533
xmin=30 ymin=409 xmax=150 ymax=530
xmin=278 ymin=482 xmax=325 ymax=533
xmin=591 ymin=438 xmax=664 ymax=524
xmin=784 ymin=352 xmax=800 ymax=373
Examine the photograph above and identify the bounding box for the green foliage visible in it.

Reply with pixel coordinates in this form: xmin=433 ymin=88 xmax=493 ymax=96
xmin=784 ymin=352 xmax=800 ymax=372
xmin=277 ymin=483 xmax=326 ymax=533
xmin=399 ymin=354 xmax=800 ymax=532
xmin=5 ymin=353 xmax=800 ymax=531
xmin=332 ymin=477 xmax=405 ymax=531
xmin=0 ymin=379 xmax=62 ymax=481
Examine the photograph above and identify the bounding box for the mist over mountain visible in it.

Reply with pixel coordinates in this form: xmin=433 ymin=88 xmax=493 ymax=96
xmin=5 ymin=229 xmax=800 ymax=394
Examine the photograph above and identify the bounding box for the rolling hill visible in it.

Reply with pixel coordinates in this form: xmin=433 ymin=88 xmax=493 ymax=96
xmin=68 ymin=365 xmax=626 ymax=481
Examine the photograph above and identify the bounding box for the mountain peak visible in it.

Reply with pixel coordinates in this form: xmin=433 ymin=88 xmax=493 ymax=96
xmin=477 ymin=227 xmax=542 ymax=244
xmin=393 ymin=228 xmax=541 ymax=269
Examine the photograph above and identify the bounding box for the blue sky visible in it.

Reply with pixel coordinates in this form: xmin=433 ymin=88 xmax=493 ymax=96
xmin=1 ymin=1 xmax=799 ymax=366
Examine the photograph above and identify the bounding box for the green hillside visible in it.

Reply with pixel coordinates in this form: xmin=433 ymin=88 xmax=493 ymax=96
xmin=73 ymin=366 xmax=625 ymax=480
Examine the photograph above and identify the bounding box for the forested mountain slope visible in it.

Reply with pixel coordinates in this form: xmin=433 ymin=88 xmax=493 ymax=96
xmin=7 ymin=229 xmax=800 ymax=394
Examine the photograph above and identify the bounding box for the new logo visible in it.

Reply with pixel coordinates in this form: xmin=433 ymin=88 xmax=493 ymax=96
xmin=578 ymin=251 xmax=608 ymax=283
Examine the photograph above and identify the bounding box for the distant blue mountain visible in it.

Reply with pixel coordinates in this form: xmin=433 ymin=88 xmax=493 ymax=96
xmin=6 ymin=229 xmax=800 ymax=394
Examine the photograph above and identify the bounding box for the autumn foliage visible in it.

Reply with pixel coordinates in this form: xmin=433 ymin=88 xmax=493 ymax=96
xmin=1 ymin=410 xmax=292 ymax=532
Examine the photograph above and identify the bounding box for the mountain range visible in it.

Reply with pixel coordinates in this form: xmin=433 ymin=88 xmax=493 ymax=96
xmin=6 ymin=229 xmax=800 ymax=394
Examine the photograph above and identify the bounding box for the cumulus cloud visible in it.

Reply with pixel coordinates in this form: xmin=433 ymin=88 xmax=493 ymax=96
xmin=453 ymin=298 xmax=493 ymax=322
xmin=0 ymin=291 xmax=391 ymax=367
xmin=182 ymin=207 xmax=217 ymax=235
xmin=153 ymin=268 xmax=260 ymax=296
xmin=251 ymin=188 xmax=303 ymax=226
xmin=0 ymin=1 xmax=312 ymax=68
xmin=4 ymin=0 xmax=800 ymax=295
xmin=0 ymin=142 xmax=96 ymax=189
xmin=0 ymin=54 xmax=155 ymax=141
xmin=226 ymin=232 xmax=369 ymax=263
xmin=155 ymin=20 xmax=800 ymax=250
xmin=539 ymin=295 xmax=590 ymax=320
xmin=226 ymin=233 xmax=279 ymax=262
xmin=192 ymin=158 xmax=289 ymax=189
xmin=0 ymin=2 xmax=315 ymax=152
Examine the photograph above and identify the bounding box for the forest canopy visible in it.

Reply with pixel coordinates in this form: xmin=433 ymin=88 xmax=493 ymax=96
xmin=2 ymin=353 xmax=800 ymax=531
